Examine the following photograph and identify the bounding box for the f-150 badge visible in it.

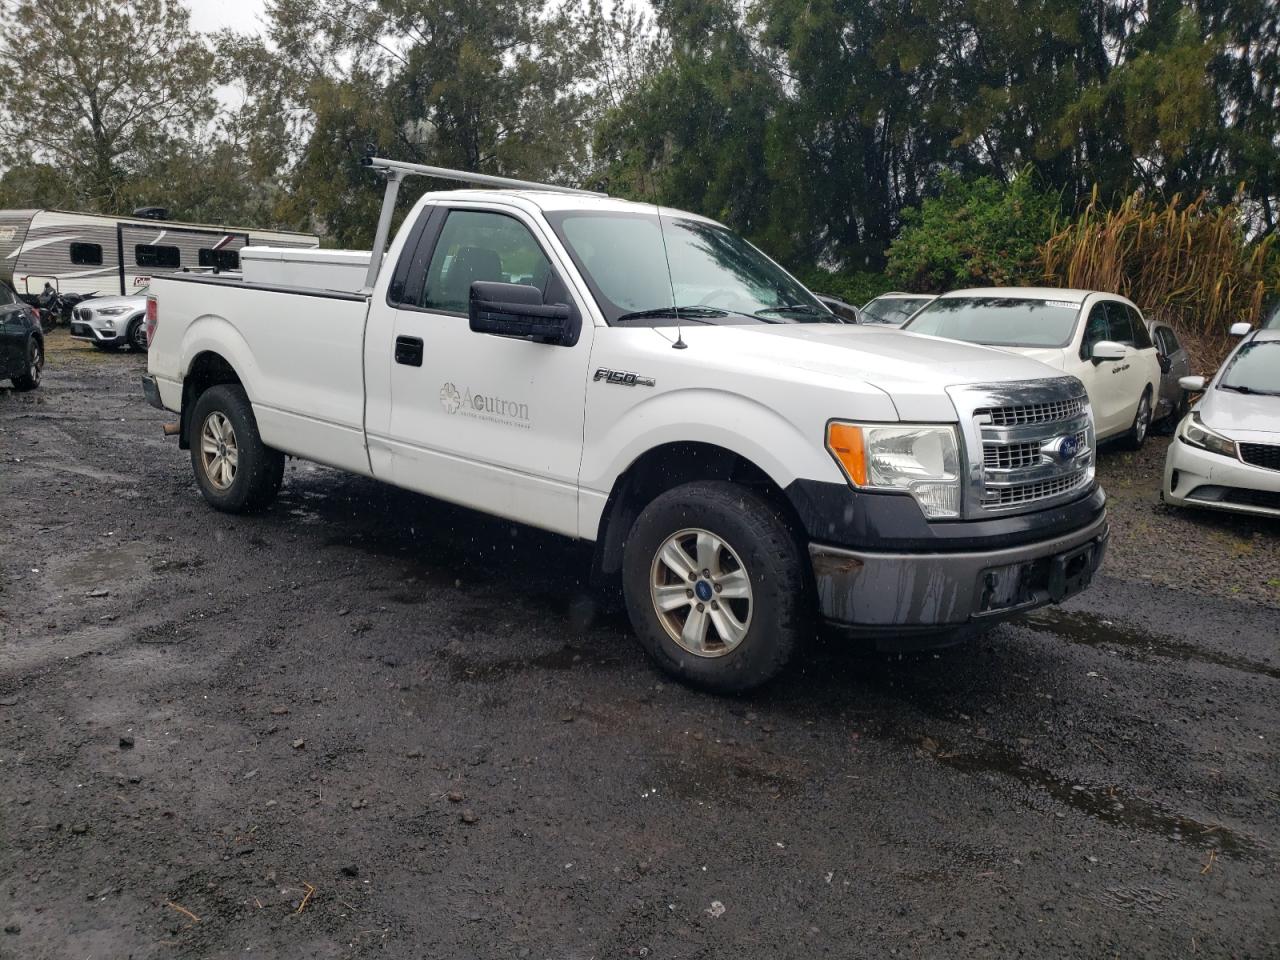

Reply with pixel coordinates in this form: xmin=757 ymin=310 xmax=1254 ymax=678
xmin=594 ymin=368 xmax=655 ymax=387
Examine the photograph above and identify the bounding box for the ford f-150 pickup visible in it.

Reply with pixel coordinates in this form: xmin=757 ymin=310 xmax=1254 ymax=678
xmin=142 ymin=158 xmax=1108 ymax=692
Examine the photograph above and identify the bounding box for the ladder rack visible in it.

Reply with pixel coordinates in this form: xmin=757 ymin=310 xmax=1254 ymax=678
xmin=361 ymin=157 xmax=605 ymax=290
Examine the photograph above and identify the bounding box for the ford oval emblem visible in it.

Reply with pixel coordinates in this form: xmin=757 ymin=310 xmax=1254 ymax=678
xmin=1057 ymin=435 xmax=1080 ymax=461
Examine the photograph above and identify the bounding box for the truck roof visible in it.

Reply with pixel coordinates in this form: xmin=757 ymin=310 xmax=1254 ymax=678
xmin=417 ymin=189 xmax=722 ymax=225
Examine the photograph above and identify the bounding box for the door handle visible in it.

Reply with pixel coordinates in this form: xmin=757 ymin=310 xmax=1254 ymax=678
xmin=394 ymin=335 xmax=423 ymax=367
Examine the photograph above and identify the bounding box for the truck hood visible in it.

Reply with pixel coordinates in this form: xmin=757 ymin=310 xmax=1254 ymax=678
xmin=990 ymin=345 xmax=1069 ymax=370
xmin=669 ymin=323 xmax=1074 ymax=421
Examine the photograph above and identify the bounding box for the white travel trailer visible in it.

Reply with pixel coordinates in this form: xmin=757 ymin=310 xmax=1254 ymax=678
xmin=0 ymin=209 xmax=318 ymax=299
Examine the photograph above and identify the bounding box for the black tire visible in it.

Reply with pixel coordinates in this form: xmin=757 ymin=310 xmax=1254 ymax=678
xmin=11 ymin=337 xmax=43 ymax=391
xmin=1122 ymin=388 xmax=1153 ymax=450
xmin=189 ymin=384 xmax=284 ymax=513
xmin=126 ymin=316 xmax=148 ymax=352
xmin=621 ymin=481 xmax=809 ymax=694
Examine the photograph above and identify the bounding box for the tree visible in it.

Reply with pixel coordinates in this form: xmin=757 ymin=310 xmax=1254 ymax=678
xmin=886 ymin=170 xmax=1060 ymax=290
xmin=0 ymin=0 xmax=216 ymax=211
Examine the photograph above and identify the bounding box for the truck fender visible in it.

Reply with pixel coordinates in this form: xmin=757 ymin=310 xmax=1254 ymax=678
xmin=180 ymin=314 xmax=267 ymax=405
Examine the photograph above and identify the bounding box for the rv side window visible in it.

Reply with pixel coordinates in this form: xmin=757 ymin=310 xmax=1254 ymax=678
xmin=135 ymin=244 xmax=180 ymax=268
xmin=70 ymin=242 xmax=103 ymax=265
xmin=198 ymin=248 xmax=241 ymax=271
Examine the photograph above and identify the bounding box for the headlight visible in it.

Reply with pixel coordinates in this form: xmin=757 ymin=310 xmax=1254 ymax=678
xmin=1179 ymin=412 xmax=1236 ymax=458
xmin=826 ymin=422 xmax=962 ymax=519
xmin=95 ymin=306 xmax=128 ymax=316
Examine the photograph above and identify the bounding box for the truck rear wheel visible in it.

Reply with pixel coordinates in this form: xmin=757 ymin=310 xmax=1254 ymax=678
xmin=189 ymin=384 xmax=284 ymax=513
xmin=621 ymin=481 xmax=808 ymax=693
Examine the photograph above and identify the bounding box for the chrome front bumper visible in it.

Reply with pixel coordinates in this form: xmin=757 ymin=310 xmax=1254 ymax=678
xmin=810 ymin=511 xmax=1109 ymax=640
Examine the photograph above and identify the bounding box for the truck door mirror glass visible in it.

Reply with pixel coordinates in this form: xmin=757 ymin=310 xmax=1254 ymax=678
xmin=1091 ymin=340 xmax=1127 ymax=362
xmin=469 ymin=281 xmax=572 ymax=345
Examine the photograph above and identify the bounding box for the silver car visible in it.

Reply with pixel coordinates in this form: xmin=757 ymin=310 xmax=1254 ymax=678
xmin=1148 ymin=319 xmax=1191 ymax=427
xmin=1163 ymin=327 xmax=1280 ymax=518
xmin=69 ymin=288 xmax=149 ymax=351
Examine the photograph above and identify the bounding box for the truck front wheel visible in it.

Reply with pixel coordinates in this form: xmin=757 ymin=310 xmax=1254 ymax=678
xmin=621 ymin=481 xmax=808 ymax=693
xmin=189 ymin=384 xmax=284 ymax=513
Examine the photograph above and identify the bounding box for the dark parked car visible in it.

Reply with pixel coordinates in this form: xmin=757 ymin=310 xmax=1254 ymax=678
xmin=1 ymin=279 xmax=44 ymax=391
xmin=812 ymin=293 xmax=862 ymax=323
xmin=1147 ymin=318 xmax=1190 ymax=428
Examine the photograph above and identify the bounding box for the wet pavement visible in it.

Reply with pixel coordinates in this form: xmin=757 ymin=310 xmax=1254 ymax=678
xmin=1 ymin=333 xmax=1278 ymax=958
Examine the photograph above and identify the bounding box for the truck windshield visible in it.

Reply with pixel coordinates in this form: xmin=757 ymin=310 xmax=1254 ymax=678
xmin=544 ymin=210 xmax=833 ymax=325
xmin=1219 ymin=341 xmax=1280 ymax=395
xmin=903 ymin=296 xmax=1081 ymax=348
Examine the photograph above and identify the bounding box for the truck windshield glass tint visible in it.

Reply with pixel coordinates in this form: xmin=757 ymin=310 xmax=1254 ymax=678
xmin=906 ymin=297 xmax=1080 ymax=348
xmin=1219 ymin=341 xmax=1280 ymax=394
xmin=546 ymin=212 xmax=830 ymax=325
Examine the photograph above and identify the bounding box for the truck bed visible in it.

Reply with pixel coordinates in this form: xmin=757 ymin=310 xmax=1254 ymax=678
xmin=147 ymin=272 xmax=374 ymax=475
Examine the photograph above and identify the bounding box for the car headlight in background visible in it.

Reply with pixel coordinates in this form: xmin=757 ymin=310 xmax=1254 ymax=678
xmin=1179 ymin=412 xmax=1236 ymax=458
xmin=95 ymin=306 xmax=129 ymax=316
xmin=826 ymin=422 xmax=962 ymax=519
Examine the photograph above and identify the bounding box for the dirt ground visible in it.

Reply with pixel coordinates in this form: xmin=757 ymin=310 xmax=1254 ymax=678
xmin=2 ymin=331 xmax=1278 ymax=958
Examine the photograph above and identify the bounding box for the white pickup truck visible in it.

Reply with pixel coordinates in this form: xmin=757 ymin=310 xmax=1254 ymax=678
xmin=143 ymin=159 xmax=1108 ymax=692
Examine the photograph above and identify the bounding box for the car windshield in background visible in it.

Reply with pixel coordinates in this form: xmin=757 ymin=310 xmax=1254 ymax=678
xmin=1219 ymin=341 xmax=1280 ymax=395
xmin=904 ymin=296 xmax=1080 ymax=348
xmin=544 ymin=211 xmax=834 ymax=326
xmin=863 ymin=298 xmax=930 ymax=324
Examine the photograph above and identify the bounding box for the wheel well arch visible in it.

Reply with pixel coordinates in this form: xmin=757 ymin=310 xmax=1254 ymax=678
xmin=592 ymin=441 xmax=805 ymax=580
xmin=180 ymin=351 xmax=244 ymax=449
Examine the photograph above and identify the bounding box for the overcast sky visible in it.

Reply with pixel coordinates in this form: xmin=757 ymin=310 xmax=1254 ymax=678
xmin=182 ymin=0 xmax=267 ymax=35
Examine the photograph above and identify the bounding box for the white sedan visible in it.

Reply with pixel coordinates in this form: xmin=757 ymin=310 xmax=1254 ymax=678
xmin=1163 ymin=327 xmax=1280 ymax=518
xmin=902 ymin=288 xmax=1163 ymax=448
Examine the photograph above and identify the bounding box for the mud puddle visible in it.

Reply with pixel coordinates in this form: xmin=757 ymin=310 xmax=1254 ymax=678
xmin=1022 ymin=608 xmax=1280 ymax=680
xmin=913 ymin=734 xmax=1266 ymax=859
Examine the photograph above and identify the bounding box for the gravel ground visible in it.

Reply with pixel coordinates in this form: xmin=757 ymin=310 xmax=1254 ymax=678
xmin=1 ymin=331 xmax=1277 ymax=958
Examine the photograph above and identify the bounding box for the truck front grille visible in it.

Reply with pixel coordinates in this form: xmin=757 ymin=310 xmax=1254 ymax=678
xmin=1239 ymin=443 xmax=1280 ymax=471
xmin=981 ymin=468 xmax=1092 ymax=508
xmin=948 ymin=378 xmax=1096 ymax=519
xmin=983 ymin=430 xmax=1088 ymax=470
xmin=975 ymin=396 xmax=1086 ymax=426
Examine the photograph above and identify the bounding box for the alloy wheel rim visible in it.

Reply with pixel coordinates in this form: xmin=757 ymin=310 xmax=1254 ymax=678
xmin=132 ymin=323 xmax=147 ymax=349
xmin=199 ymin=412 xmax=239 ymax=490
xmin=649 ymin=527 xmax=752 ymax=658
xmin=31 ymin=346 xmax=41 ymax=382
xmin=1137 ymin=396 xmax=1150 ymax=441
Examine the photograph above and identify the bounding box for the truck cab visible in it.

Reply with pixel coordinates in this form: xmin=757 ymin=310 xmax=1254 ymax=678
xmin=143 ymin=160 xmax=1108 ymax=693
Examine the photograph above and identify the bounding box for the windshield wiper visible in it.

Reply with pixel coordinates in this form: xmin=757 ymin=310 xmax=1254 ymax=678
xmin=615 ymin=306 xmax=727 ymax=323
xmin=755 ymin=303 xmax=826 ymax=317
xmin=1221 ymin=383 xmax=1279 ymax=396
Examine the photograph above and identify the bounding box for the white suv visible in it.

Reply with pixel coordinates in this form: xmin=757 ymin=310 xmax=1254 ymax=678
xmin=903 ymin=288 xmax=1163 ymax=448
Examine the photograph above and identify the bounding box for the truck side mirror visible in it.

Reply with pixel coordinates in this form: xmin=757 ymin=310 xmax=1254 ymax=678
xmin=1178 ymin=375 xmax=1207 ymax=392
xmin=469 ymin=281 xmax=574 ymax=345
xmin=1090 ymin=340 xmax=1127 ymax=363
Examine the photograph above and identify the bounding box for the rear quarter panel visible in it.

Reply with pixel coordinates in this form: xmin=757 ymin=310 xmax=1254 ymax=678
xmin=148 ymin=276 xmax=372 ymax=474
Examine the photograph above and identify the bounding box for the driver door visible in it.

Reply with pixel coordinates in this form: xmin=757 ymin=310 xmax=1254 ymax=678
xmin=374 ymin=204 xmax=595 ymax=538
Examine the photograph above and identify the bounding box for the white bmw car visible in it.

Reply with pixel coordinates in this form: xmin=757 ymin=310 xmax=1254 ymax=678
xmin=1163 ymin=326 xmax=1280 ymax=518
xmin=69 ymin=289 xmax=150 ymax=352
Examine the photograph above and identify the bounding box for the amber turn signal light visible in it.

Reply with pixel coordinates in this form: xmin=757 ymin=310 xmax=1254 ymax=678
xmin=826 ymin=422 xmax=867 ymax=486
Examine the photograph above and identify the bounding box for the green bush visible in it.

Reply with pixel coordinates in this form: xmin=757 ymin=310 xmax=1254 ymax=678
xmin=795 ymin=269 xmax=894 ymax=307
xmin=886 ymin=171 xmax=1059 ymax=292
